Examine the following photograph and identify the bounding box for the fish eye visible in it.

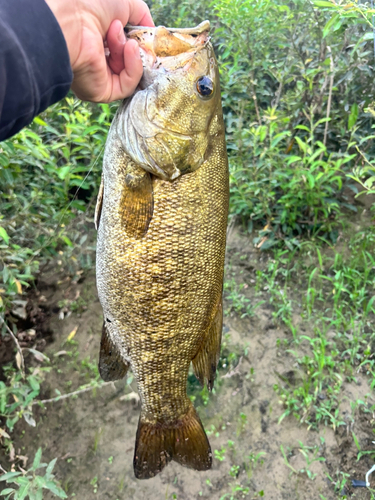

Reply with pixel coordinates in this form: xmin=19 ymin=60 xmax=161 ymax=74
xmin=196 ymin=76 xmax=214 ymax=98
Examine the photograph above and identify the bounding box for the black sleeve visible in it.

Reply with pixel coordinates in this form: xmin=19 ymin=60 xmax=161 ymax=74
xmin=0 ymin=0 xmax=73 ymax=141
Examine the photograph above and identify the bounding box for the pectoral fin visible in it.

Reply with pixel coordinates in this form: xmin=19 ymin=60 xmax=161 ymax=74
xmin=121 ymin=163 xmax=153 ymax=239
xmin=99 ymin=321 xmax=129 ymax=382
xmin=94 ymin=176 xmax=104 ymax=230
xmin=192 ymin=295 xmax=223 ymax=390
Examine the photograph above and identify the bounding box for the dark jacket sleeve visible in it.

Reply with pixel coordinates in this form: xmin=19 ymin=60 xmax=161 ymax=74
xmin=0 ymin=0 xmax=73 ymax=141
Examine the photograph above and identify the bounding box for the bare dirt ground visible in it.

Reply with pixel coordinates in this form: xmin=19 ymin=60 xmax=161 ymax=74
xmin=1 ymin=226 xmax=375 ymax=499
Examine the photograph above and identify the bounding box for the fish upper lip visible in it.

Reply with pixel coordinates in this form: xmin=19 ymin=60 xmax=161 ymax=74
xmin=125 ymin=22 xmax=211 ymax=73
xmin=124 ymin=20 xmax=211 ymax=36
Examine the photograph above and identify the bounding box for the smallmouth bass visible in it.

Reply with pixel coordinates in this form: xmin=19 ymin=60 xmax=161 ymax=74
xmin=95 ymin=21 xmax=229 ymax=479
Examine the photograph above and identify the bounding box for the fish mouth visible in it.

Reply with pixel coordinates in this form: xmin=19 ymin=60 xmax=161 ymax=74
xmin=115 ymin=21 xmax=214 ymax=181
xmin=124 ymin=20 xmax=210 ymax=37
xmin=125 ymin=21 xmax=211 ymax=82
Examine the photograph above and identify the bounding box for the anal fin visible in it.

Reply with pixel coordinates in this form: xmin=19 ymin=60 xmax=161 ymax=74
xmin=99 ymin=321 xmax=129 ymax=382
xmin=134 ymin=404 xmax=212 ymax=479
xmin=122 ymin=163 xmax=153 ymax=239
xmin=192 ymin=295 xmax=223 ymax=390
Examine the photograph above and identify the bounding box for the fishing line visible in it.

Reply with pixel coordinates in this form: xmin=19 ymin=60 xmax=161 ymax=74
xmin=56 ymin=145 xmax=104 ymax=229
xmin=28 ymin=145 xmax=104 ymax=265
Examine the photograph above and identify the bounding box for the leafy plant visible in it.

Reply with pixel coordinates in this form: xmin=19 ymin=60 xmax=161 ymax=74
xmin=0 ymin=448 xmax=67 ymax=499
xmin=325 ymin=470 xmax=351 ymax=495
xmin=150 ymin=0 xmax=375 ymax=245
xmin=352 ymin=431 xmax=375 ymax=462
xmin=0 ymin=97 xmax=113 ymax=316
xmin=214 ymin=446 xmax=227 ymax=462
xmin=0 ymin=367 xmax=45 ymax=433
xmin=280 ymin=441 xmax=325 ymax=480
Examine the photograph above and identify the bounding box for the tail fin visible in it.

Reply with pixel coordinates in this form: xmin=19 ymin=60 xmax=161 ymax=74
xmin=134 ymin=404 xmax=212 ymax=479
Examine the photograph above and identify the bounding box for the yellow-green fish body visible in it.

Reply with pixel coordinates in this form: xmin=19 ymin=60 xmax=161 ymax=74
xmin=95 ymin=21 xmax=229 ymax=479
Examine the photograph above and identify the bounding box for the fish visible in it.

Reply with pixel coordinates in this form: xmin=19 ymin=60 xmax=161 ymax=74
xmin=95 ymin=20 xmax=229 ymax=479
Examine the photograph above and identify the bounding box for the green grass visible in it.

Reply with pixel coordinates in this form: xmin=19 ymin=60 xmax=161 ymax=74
xmin=280 ymin=440 xmax=325 ymax=480
xmin=221 ymin=218 xmax=375 ymax=497
xmin=245 ymin=223 xmax=375 ymax=429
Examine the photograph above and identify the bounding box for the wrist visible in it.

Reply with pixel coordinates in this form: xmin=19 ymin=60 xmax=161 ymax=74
xmin=44 ymin=0 xmax=82 ymax=68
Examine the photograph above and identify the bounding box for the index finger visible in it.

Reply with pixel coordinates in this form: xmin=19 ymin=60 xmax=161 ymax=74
xmin=127 ymin=0 xmax=154 ymax=27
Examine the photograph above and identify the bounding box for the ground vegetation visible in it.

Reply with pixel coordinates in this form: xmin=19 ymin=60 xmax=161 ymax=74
xmin=1 ymin=0 xmax=375 ymax=498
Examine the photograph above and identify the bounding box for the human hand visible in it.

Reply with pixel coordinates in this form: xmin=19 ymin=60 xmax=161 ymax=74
xmin=45 ymin=0 xmax=154 ymax=102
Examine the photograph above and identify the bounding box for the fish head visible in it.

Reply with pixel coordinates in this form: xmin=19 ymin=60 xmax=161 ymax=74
xmin=115 ymin=21 xmax=223 ymax=181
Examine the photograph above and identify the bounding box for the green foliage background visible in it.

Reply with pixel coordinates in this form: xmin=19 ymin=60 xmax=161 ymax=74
xmin=1 ymin=0 xmax=375 ymax=317
xmin=1 ymin=1 xmax=375 ymax=497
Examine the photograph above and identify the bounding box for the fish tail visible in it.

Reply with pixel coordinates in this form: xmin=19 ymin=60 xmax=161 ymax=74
xmin=133 ymin=403 xmax=212 ymax=479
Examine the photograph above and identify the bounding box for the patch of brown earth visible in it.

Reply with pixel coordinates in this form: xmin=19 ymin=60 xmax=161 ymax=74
xmin=1 ymin=228 xmax=374 ymax=499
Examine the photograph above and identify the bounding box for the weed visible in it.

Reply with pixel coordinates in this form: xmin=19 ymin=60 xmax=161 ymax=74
xmin=117 ymin=475 xmax=125 ymax=493
xmin=326 ymin=470 xmax=351 ymax=495
xmin=0 ymin=366 xmax=46 ymax=433
xmin=229 ymin=465 xmax=240 ymax=479
xmin=93 ymin=428 xmax=103 ymax=454
xmin=90 ymin=476 xmax=98 ymax=494
xmin=199 ymin=385 xmax=211 ymax=406
xmin=206 ymin=424 xmax=220 ymax=438
xmin=352 ymin=432 xmax=375 ymax=462
xmin=227 ymin=440 xmax=236 ymax=458
xmin=220 ymin=484 xmax=250 ymax=500
xmin=214 ymin=446 xmax=226 ymax=462
xmin=281 ymin=441 xmax=325 ymax=480
xmin=224 ymin=278 xmax=264 ymax=318
xmin=0 ymin=97 xmax=112 ymax=316
xmin=245 ymin=451 xmax=266 ymax=479
xmin=236 ymin=412 xmax=247 ymax=437
xmin=0 ymin=448 xmax=67 ymax=499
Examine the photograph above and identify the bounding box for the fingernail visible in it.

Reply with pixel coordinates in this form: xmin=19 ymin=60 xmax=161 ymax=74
xmin=118 ymin=26 xmax=126 ymax=44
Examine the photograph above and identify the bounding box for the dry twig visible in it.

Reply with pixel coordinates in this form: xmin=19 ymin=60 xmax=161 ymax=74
xmin=222 ymin=356 xmax=243 ymax=379
xmin=32 ymin=381 xmax=116 ymax=405
xmin=0 ymin=317 xmax=25 ymax=377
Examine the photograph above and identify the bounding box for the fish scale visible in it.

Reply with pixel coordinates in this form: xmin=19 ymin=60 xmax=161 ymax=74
xmin=95 ymin=21 xmax=228 ymax=479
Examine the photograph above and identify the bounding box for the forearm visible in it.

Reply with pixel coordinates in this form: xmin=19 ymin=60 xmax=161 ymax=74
xmin=0 ymin=0 xmax=153 ymax=141
xmin=0 ymin=0 xmax=73 ymax=141
xmin=44 ymin=0 xmax=82 ymax=68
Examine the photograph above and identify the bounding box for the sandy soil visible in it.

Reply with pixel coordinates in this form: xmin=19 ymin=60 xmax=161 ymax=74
xmin=1 ymin=227 xmax=375 ymax=500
